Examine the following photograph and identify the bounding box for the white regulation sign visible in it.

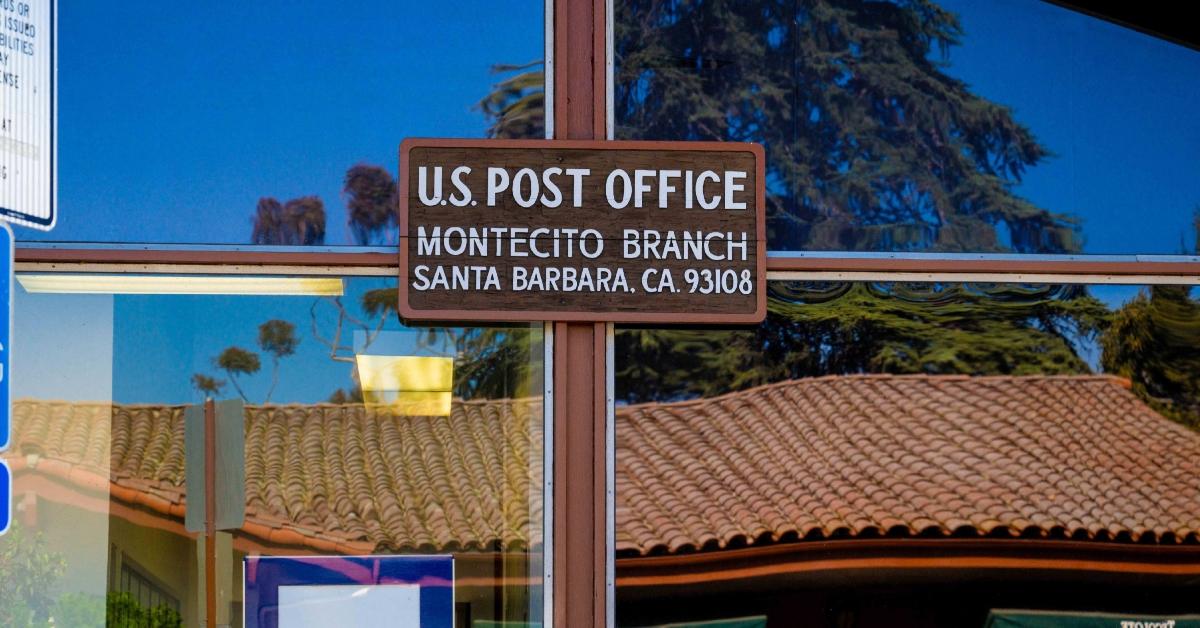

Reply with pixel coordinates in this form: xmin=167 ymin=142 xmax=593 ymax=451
xmin=0 ymin=0 xmax=55 ymax=230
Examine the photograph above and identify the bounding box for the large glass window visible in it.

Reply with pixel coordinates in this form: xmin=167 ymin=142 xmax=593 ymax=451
xmin=1 ymin=274 xmax=545 ymax=627
xmin=615 ymin=280 xmax=1200 ymax=626
xmin=17 ymin=1 xmax=544 ymax=245
xmin=610 ymin=2 xmax=1200 ymax=622
xmin=615 ymin=0 xmax=1200 ymax=255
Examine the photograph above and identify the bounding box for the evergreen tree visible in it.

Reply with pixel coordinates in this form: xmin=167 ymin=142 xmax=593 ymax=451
xmin=620 ymin=282 xmax=1109 ymax=402
xmin=476 ymin=0 xmax=1105 ymax=403
xmin=1102 ymin=285 xmax=1200 ymax=429
xmin=479 ymin=1 xmax=1079 ymax=252
xmin=1101 ymin=215 xmax=1200 ymax=429
xmin=615 ymin=0 xmax=1077 ymax=252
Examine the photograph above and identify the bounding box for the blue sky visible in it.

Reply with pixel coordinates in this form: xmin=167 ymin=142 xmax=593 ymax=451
xmin=12 ymin=1 xmax=550 ymax=404
xmin=9 ymin=1 xmax=1200 ymax=404
xmin=11 ymin=0 xmax=1199 ymax=253
xmin=13 ymin=276 xmax=539 ymax=405
xmin=937 ymin=0 xmax=1200 ymax=256
xmin=21 ymin=1 xmax=543 ymax=245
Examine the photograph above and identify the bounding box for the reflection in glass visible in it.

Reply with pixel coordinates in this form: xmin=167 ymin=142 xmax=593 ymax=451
xmin=619 ymin=282 xmax=1112 ymax=404
xmin=23 ymin=2 xmax=544 ymax=245
xmin=1 ymin=276 xmax=544 ymax=627
xmin=613 ymin=0 xmax=1200 ymax=254
xmin=355 ymin=353 xmax=455 ymax=415
xmin=17 ymin=274 xmax=345 ymax=296
xmin=615 ymin=282 xmax=1200 ymax=626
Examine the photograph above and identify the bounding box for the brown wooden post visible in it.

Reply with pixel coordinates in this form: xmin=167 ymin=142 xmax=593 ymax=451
xmin=553 ymin=0 xmax=608 ymax=626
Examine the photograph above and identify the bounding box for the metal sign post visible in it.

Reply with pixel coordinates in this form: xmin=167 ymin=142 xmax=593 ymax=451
xmin=185 ymin=398 xmax=246 ymax=627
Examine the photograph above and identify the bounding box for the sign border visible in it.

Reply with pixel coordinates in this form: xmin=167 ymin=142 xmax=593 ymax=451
xmin=0 ymin=0 xmax=57 ymax=231
xmin=398 ymin=138 xmax=767 ymax=324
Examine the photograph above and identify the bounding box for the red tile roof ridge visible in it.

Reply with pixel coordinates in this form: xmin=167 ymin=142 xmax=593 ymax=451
xmin=618 ymin=373 xmax=1134 ymax=413
xmin=11 ymin=398 xmax=544 ymax=554
xmin=614 ymin=374 xmax=1200 ymax=554
xmin=10 ymin=374 xmax=1197 ymax=556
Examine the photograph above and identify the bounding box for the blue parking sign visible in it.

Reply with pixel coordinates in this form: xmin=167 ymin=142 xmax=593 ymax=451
xmin=0 ymin=222 xmax=10 ymax=537
xmin=0 ymin=220 xmax=8 ymax=451
xmin=0 ymin=222 xmax=9 ymax=453
xmin=0 ymin=460 xmax=9 ymax=535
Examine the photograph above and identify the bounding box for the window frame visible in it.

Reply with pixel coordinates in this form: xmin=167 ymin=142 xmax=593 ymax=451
xmin=12 ymin=3 xmax=1200 ymax=628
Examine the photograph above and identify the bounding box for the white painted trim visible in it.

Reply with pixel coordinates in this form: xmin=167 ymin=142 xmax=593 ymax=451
xmin=15 ymin=263 xmax=396 ymax=276
xmin=767 ymin=271 xmax=1200 ymax=285
xmin=768 ymin=251 xmax=1200 ymax=263
xmin=24 ymin=267 xmax=1196 ymax=285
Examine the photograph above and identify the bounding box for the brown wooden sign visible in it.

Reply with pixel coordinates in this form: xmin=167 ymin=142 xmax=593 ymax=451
xmin=399 ymin=139 xmax=766 ymax=323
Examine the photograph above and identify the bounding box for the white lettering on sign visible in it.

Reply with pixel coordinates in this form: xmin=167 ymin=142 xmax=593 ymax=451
xmin=421 ymin=164 xmax=749 ymax=211
xmin=408 ymin=225 xmax=752 ymax=296
xmin=474 ymin=166 xmax=593 ymax=209
xmin=409 ymin=164 xmax=756 ymax=295
xmin=622 ymin=229 xmax=748 ymax=261
xmin=402 ymin=141 xmax=764 ymax=322
xmin=597 ymin=168 xmax=747 ymax=210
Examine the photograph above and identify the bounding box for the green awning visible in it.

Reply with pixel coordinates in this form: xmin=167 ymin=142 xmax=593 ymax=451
xmin=986 ymin=609 xmax=1200 ymax=628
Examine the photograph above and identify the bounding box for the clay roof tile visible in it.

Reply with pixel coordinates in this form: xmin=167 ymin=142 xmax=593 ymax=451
xmin=9 ymin=375 xmax=1200 ymax=556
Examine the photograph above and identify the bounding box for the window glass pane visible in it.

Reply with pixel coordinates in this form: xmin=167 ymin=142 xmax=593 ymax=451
xmin=16 ymin=2 xmax=544 ymax=245
xmin=615 ymin=281 xmax=1200 ymax=625
xmin=615 ymin=0 xmax=1200 ymax=255
xmin=1 ymin=276 xmax=544 ymax=627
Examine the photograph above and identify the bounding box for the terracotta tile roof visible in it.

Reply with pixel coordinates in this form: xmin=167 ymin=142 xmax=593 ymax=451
xmin=10 ymin=399 xmax=542 ymax=554
xmin=616 ymin=375 xmax=1200 ymax=556
xmin=8 ymin=375 xmax=1200 ymax=557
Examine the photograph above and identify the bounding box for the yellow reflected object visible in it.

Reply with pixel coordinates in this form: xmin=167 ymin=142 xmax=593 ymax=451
xmin=16 ymin=274 xmax=344 ymax=296
xmin=356 ymin=355 xmax=454 ymax=416
xmin=362 ymin=391 xmax=453 ymax=417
